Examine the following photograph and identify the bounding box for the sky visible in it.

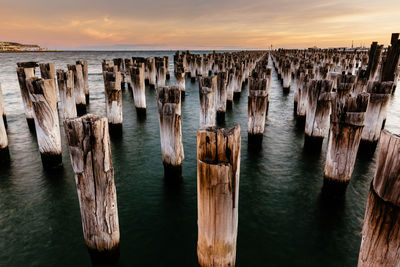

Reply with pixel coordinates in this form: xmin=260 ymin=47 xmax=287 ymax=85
xmin=0 ymin=0 xmax=399 ymax=50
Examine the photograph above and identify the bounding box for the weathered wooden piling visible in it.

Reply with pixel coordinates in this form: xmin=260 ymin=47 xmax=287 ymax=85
xmin=56 ymin=70 xmax=77 ymax=120
xmin=16 ymin=62 xmax=38 ymax=130
xmin=226 ymin=69 xmax=235 ymax=109
xmin=68 ymin=63 xmax=87 ymax=115
xmin=366 ymin=42 xmax=383 ymax=81
xmin=157 ymin=86 xmax=184 ymax=179
xmin=39 ymin=63 xmax=57 ymax=94
xmin=358 ymin=130 xmax=400 ymax=267
xmin=199 ymin=76 xmax=217 ymax=128
xmin=0 ymin=83 xmax=9 ymax=165
xmin=82 ymin=61 xmax=90 ymax=104
xmin=149 ymin=58 xmax=156 ymax=89
xmin=216 ymin=72 xmax=228 ymax=122
xmin=103 ymin=70 xmax=123 ymax=133
xmin=175 ymin=67 xmax=186 ymax=99
xmin=0 ymin=82 xmax=7 ymax=128
xmin=248 ymin=78 xmax=269 ymax=145
xmin=197 ymin=125 xmax=241 ymax=267
xmin=129 ymin=64 xmax=146 ymax=115
xmin=381 ymin=34 xmax=400 ymax=82
xmin=304 ymin=80 xmax=333 ymax=151
xmin=323 ymin=93 xmax=369 ymax=193
xmin=296 ymin=73 xmax=314 ymax=125
xmin=26 ymin=77 xmax=62 ymax=169
xmin=360 ymin=81 xmax=394 ymax=153
xmin=64 ymin=114 xmax=120 ymax=266
xmin=156 ymin=64 xmax=166 ymax=88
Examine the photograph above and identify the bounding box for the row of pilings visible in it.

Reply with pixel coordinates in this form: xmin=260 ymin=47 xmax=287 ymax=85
xmin=0 ymin=34 xmax=399 ymax=265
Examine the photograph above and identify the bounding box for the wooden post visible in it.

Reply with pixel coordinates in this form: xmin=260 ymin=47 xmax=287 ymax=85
xmin=199 ymin=76 xmax=217 ymax=128
xmin=248 ymin=78 xmax=269 ymax=145
xmin=216 ymin=71 xmax=228 ymax=122
xmin=68 ymin=63 xmax=86 ymax=115
xmin=156 ymin=61 xmax=166 ymax=88
xmin=226 ymin=68 xmax=235 ymax=109
xmin=296 ymin=73 xmax=314 ymax=125
xmin=366 ymin=42 xmax=383 ymax=81
xmin=358 ymin=130 xmax=400 ymax=267
xmin=197 ymin=125 xmax=241 ymax=267
xmin=26 ymin=77 xmax=62 ymax=169
xmin=175 ymin=66 xmax=186 ymax=99
xmin=149 ymin=58 xmax=156 ymax=89
xmin=0 ymin=82 xmax=9 ymax=165
xmin=56 ymin=70 xmax=77 ymax=120
xmin=16 ymin=62 xmax=38 ymax=130
xmin=282 ymin=60 xmax=292 ymax=92
xmin=157 ymin=86 xmax=184 ymax=179
xmin=304 ymin=80 xmax=333 ymax=151
xmin=323 ymin=93 xmax=369 ymax=193
xmin=381 ymin=34 xmax=400 ymax=82
xmin=64 ymin=114 xmax=120 ymax=266
xmin=0 ymin=82 xmax=7 ymax=128
xmin=82 ymin=61 xmax=90 ymax=104
xmin=103 ymin=70 xmax=123 ymax=133
xmin=360 ymin=81 xmax=394 ymax=153
xmin=129 ymin=64 xmax=146 ymax=116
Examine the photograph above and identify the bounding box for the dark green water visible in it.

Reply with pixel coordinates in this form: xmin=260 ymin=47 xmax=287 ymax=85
xmin=0 ymin=51 xmax=399 ymax=266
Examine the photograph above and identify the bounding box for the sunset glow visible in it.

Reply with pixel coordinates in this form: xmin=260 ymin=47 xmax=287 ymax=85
xmin=0 ymin=0 xmax=399 ymax=49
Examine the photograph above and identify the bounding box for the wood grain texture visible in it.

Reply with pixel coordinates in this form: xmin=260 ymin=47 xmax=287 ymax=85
xmin=199 ymin=76 xmax=217 ymax=128
xmin=157 ymin=86 xmax=184 ymax=167
xmin=64 ymin=114 xmax=120 ymax=252
xmin=197 ymin=125 xmax=241 ymax=267
xmin=324 ymin=93 xmax=369 ymax=183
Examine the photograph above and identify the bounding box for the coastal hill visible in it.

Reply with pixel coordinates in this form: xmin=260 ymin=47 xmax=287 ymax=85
xmin=0 ymin=42 xmax=47 ymax=52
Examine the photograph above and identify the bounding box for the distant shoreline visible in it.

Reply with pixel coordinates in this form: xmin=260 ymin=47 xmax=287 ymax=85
xmin=0 ymin=50 xmax=62 ymax=53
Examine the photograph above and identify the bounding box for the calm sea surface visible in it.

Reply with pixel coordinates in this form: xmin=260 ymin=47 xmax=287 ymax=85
xmin=0 ymin=51 xmax=399 ymax=266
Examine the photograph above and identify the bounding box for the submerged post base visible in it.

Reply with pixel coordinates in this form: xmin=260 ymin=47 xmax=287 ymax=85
xmin=166 ymin=73 xmax=170 ymax=80
xmin=296 ymin=115 xmax=306 ymax=129
xmin=85 ymin=94 xmax=90 ymax=105
xmin=0 ymin=146 xmax=10 ymax=166
xmin=358 ymin=140 xmax=378 ymax=158
xmin=322 ymin=178 xmax=349 ymax=198
xmin=88 ymin=245 xmax=120 ymax=267
xmin=227 ymin=100 xmax=233 ymax=110
xmin=181 ymin=91 xmax=185 ymax=100
xmin=293 ymin=101 xmax=298 ymax=114
xmin=163 ymin=163 xmax=182 ymax=180
xmin=40 ymin=152 xmax=62 ymax=170
xmin=233 ymin=92 xmax=241 ymax=100
xmin=216 ymin=111 xmax=225 ymax=124
xmin=191 ymin=77 xmax=196 ymax=83
xmin=76 ymin=104 xmax=87 ymax=116
xmin=26 ymin=118 xmax=35 ymax=132
xmin=136 ymin=108 xmax=146 ymax=119
xmin=109 ymin=123 xmax=122 ymax=136
xmin=283 ymin=86 xmax=290 ymax=94
xmin=304 ymin=135 xmax=323 ymax=152
xmin=248 ymin=133 xmax=263 ymax=148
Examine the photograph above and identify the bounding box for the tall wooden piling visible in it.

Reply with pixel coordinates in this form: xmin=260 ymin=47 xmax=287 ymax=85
xmin=81 ymin=61 xmax=90 ymax=104
xmin=16 ymin=62 xmax=38 ymax=130
xmin=358 ymin=130 xmax=400 ymax=267
xmin=323 ymin=93 xmax=369 ymax=193
xmin=199 ymin=76 xmax=217 ymax=128
xmin=26 ymin=77 xmax=62 ymax=169
xmin=175 ymin=67 xmax=186 ymax=99
xmin=68 ymin=63 xmax=86 ymax=115
xmin=197 ymin=125 xmax=241 ymax=267
xmin=64 ymin=114 xmax=120 ymax=266
xmin=360 ymin=81 xmax=394 ymax=153
xmin=56 ymin=70 xmax=77 ymax=120
xmin=248 ymin=78 xmax=269 ymax=145
xmin=216 ymin=71 xmax=228 ymax=122
xmin=103 ymin=70 xmax=123 ymax=132
xmin=304 ymin=80 xmax=333 ymax=150
xmin=129 ymin=64 xmax=146 ymax=115
xmin=157 ymin=86 xmax=184 ymax=179
xmin=366 ymin=42 xmax=383 ymax=81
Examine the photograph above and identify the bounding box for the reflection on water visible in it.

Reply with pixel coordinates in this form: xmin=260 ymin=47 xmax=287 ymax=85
xmin=0 ymin=51 xmax=398 ymax=266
